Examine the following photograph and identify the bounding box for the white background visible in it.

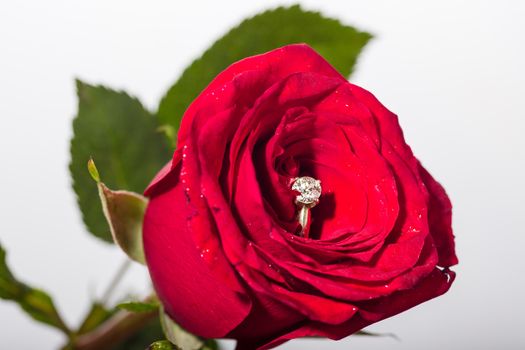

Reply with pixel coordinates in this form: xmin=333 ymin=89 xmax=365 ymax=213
xmin=1 ymin=0 xmax=524 ymax=349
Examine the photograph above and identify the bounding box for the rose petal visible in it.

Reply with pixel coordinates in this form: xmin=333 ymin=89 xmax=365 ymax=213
xmin=418 ymin=163 xmax=458 ymax=266
xmin=143 ymin=167 xmax=252 ymax=337
xmin=236 ymin=268 xmax=455 ymax=350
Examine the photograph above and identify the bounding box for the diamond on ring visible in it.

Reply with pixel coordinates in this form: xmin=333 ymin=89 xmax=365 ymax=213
xmin=292 ymin=176 xmax=322 ymax=207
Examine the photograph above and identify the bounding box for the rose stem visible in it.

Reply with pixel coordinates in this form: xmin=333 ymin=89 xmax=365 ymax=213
xmin=64 ymin=309 xmax=157 ymax=350
xmin=100 ymin=258 xmax=132 ymax=305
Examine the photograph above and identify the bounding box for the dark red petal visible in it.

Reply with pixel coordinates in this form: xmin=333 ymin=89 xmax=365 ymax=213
xmin=237 ymin=268 xmax=455 ymax=350
xmin=143 ymin=170 xmax=252 ymax=337
xmin=418 ymin=163 xmax=458 ymax=266
xmin=228 ymin=291 xmax=305 ymax=342
xmin=144 ymin=149 xmax=181 ymax=197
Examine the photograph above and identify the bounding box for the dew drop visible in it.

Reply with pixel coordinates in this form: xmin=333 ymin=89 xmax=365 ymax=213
xmin=268 ymin=263 xmax=280 ymax=273
xmin=200 ymin=247 xmax=212 ymax=260
xmin=407 ymin=225 xmax=419 ymax=233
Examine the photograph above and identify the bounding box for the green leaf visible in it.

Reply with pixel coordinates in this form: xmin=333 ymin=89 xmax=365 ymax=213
xmin=159 ymin=306 xmax=203 ymax=350
xmin=70 ymin=81 xmax=171 ymax=243
xmin=157 ymin=4 xmax=372 ymax=135
xmin=118 ymin=301 xmax=159 ymax=313
xmin=148 ymin=340 xmax=176 ymax=350
xmin=97 ymin=180 xmax=148 ymax=264
xmin=0 ymin=242 xmax=69 ymax=334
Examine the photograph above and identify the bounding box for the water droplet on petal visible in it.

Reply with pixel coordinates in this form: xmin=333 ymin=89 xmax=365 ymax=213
xmin=200 ymin=247 xmax=212 ymax=261
xmin=407 ymin=225 xmax=419 ymax=233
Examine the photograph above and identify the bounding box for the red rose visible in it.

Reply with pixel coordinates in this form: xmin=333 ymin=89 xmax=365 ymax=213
xmin=143 ymin=44 xmax=457 ymax=350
